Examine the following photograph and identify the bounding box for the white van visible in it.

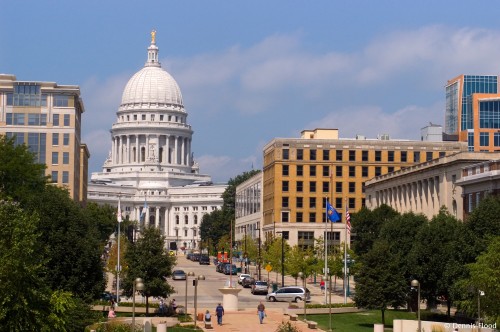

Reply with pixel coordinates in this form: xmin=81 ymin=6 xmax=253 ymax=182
xmin=265 ymin=286 xmax=311 ymax=302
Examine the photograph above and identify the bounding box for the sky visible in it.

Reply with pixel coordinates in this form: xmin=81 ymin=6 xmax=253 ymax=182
xmin=2 ymin=1 xmax=500 ymax=183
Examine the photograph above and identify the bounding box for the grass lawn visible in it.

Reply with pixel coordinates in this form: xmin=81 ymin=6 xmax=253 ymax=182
xmin=301 ymin=310 xmax=417 ymax=332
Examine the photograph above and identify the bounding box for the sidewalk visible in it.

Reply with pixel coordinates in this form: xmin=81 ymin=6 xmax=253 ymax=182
xmin=198 ymin=308 xmax=316 ymax=332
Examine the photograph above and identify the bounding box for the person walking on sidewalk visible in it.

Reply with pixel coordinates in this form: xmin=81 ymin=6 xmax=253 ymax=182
xmin=215 ymin=303 xmax=224 ymax=325
xmin=257 ymin=301 xmax=266 ymax=324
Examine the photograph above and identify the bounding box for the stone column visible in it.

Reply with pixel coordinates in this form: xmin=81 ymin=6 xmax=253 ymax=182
xmin=181 ymin=137 xmax=185 ymax=165
xmin=126 ymin=135 xmax=131 ymax=164
xmin=155 ymin=206 xmax=160 ymax=228
xmin=174 ymin=136 xmax=179 ymax=164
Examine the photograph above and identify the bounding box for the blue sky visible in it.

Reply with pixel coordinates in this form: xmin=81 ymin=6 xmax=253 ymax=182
xmin=2 ymin=1 xmax=500 ymax=183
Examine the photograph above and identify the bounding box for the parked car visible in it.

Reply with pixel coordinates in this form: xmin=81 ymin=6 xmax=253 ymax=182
xmin=241 ymin=277 xmax=255 ymax=288
xmin=223 ymin=264 xmax=237 ymax=275
xmin=101 ymin=291 xmax=117 ymax=302
xmin=216 ymin=262 xmax=228 ymax=273
xmin=238 ymin=273 xmax=251 ymax=284
xmin=199 ymin=255 xmax=210 ymax=265
xmin=266 ymin=286 xmax=311 ymax=302
xmin=251 ymin=281 xmax=269 ymax=295
xmin=172 ymin=270 xmax=187 ymax=280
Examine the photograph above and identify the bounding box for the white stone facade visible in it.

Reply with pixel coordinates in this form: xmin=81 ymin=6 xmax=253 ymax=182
xmin=88 ymin=33 xmax=226 ymax=250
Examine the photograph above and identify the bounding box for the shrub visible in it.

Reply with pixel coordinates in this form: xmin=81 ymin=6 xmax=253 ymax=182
xmin=275 ymin=321 xmax=300 ymax=332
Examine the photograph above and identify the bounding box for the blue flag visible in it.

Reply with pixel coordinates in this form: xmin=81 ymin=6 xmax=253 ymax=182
xmin=326 ymin=201 xmax=341 ymax=222
xmin=140 ymin=200 xmax=148 ymax=222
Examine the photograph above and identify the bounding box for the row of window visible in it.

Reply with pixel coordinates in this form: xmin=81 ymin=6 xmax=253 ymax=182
xmin=52 ymin=152 xmax=70 ymax=165
xmin=5 ymin=113 xmax=70 ymax=126
xmin=282 ymin=148 xmax=444 ymax=162
xmin=6 ymin=91 xmax=73 ymax=107
xmin=282 ymin=181 xmax=364 ymax=194
xmin=52 ymin=133 xmax=70 ymax=146
xmin=175 ymin=215 xmax=199 ymax=225
xmin=173 ymin=206 xmax=217 ymax=212
xmin=6 ymin=132 xmax=46 ymax=164
xmin=51 ymin=170 xmax=69 ymax=184
xmin=479 ymin=132 xmax=500 ymax=147
xmin=282 ymin=165 xmax=394 ymax=177
xmin=120 ymin=113 xmax=186 ymax=124
xmin=282 ymin=197 xmax=359 ymax=211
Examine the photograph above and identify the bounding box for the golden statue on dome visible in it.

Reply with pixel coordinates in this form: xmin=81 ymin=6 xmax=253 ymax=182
xmin=151 ymin=30 xmax=156 ymax=44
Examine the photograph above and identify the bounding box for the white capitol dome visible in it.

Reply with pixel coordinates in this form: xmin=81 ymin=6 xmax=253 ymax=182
xmin=120 ymin=36 xmax=183 ymax=107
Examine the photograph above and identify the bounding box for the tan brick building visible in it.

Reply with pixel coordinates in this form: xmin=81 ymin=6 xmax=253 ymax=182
xmin=262 ymin=129 xmax=467 ymax=247
xmin=0 ymin=74 xmax=88 ymax=203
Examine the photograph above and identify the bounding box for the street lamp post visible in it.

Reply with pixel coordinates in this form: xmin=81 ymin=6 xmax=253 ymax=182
xmin=276 ymin=231 xmax=285 ymax=287
xmin=298 ymin=272 xmax=307 ymax=322
xmin=132 ymin=277 xmax=145 ymax=329
xmin=193 ymin=275 xmax=205 ymax=329
xmin=411 ymin=280 xmax=421 ymax=332
xmin=255 ymin=227 xmax=262 ymax=280
xmin=185 ymin=272 xmax=195 ymax=320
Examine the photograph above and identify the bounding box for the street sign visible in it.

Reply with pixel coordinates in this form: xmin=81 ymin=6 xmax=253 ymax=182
xmin=265 ymin=264 xmax=272 ymax=272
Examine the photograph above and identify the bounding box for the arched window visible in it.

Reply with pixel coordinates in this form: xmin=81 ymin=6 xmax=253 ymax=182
xmin=184 ymin=215 xmax=188 ymax=224
xmin=194 ymin=215 xmax=198 ymax=224
xmin=175 ymin=215 xmax=179 ymax=225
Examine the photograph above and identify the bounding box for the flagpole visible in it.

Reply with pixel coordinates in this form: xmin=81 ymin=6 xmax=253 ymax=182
xmin=324 ymin=197 xmax=328 ymax=305
xmin=117 ymin=196 xmax=122 ymax=304
xmin=344 ymin=197 xmax=347 ymax=305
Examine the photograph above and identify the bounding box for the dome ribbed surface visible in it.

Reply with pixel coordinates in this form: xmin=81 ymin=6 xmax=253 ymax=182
xmin=121 ymin=66 xmax=183 ymax=106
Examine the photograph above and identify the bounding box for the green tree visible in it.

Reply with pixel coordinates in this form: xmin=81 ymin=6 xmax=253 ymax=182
xmin=83 ymin=202 xmax=117 ymax=244
xmin=354 ymin=240 xmax=407 ymax=325
xmin=263 ymin=237 xmax=290 ymax=285
xmin=123 ymin=227 xmax=176 ymax=314
xmin=0 ymin=136 xmax=48 ymax=203
xmin=351 ymin=205 xmax=399 ymax=256
xmin=465 ymin=196 xmax=500 ymax=253
xmin=286 ymin=245 xmax=317 ymax=284
xmin=0 ymin=201 xmax=52 ymax=330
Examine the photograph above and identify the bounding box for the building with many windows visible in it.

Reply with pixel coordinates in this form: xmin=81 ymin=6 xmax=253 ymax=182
xmin=445 ymin=75 xmax=500 ymax=152
xmin=0 ymin=74 xmax=89 ymax=203
xmin=235 ymin=172 xmax=262 ymax=243
xmin=261 ymin=128 xmax=467 ymax=247
xmin=365 ymin=152 xmax=494 ymax=221
xmin=87 ymin=32 xmax=226 ymax=251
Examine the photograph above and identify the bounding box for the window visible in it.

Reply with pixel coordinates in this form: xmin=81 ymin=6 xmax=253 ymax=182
xmin=283 ymin=149 xmax=289 ymax=160
xmin=388 ymin=166 xmax=394 ymax=173
xmin=349 ymin=198 xmax=355 ymax=209
xmin=62 ymin=171 xmax=69 ymax=184
xmin=176 ymin=216 xmax=179 ymax=224
xmin=51 ymin=171 xmax=58 ymax=183
xmin=53 ymin=95 xmax=70 ymax=107
xmin=310 ymin=165 xmax=316 ymax=176
xmin=298 ymin=231 xmax=314 ymax=249
xmin=388 ymin=151 xmax=394 ymax=162
xmin=281 ymin=211 xmax=289 ymax=222
xmin=349 ymin=182 xmax=355 ymax=193
xmin=323 ymin=165 xmax=329 ymax=177
xmin=184 ymin=230 xmax=188 ymax=237
xmin=468 ymin=193 xmax=473 ymax=212
xmin=323 ymin=181 xmax=329 ymax=193
xmin=309 ymin=197 xmax=316 ymax=208
xmin=323 ymin=149 xmax=329 ymax=161
xmin=63 ymin=114 xmax=70 ymax=126
xmin=185 ymin=215 xmax=189 ymax=224
xmin=414 ymin=151 xmax=420 ymax=163
xmin=362 ymin=166 xmax=368 ymax=177
xmin=480 ymin=132 xmax=490 ymax=146
xmin=296 ymin=212 xmax=303 ymax=222
xmin=282 ymin=165 xmax=289 ymax=176
xmin=282 ymin=181 xmax=289 ymax=192
xmin=63 ymin=152 xmax=69 ymax=164
xmin=335 ymin=197 xmax=342 ymax=208
xmin=282 ymin=197 xmax=289 ymax=208
xmin=336 ymin=166 xmax=342 ymax=177
xmin=297 ymin=149 xmax=303 ymax=160
xmin=134 ymin=114 xmax=138 ymax=120
xmin=194 ymin=215 xmax=198 ymax=224
xmin=375 ymin=151 xmax=381 ymax=162
xmin=375 ymin=167 xmax=381 ymax=176
xmin=142 ymin=114 xmax=146 ymax=120
xmin=151 ymin=114 xmax=155 ymax=121
xmin=296 ymin=181 xmax=303 ymax=192
xmin=336 ymin=182 xmax=342 ymax=193
xmin=53 ymin=114 xmax=59 ymax=126
xmin=296 ymin=165 xmax=303 ymax=176
xmin=63 ymin=133 xmax=70 ymax=145
xmin=349 ymin=166 xmax=355 ymax=177
xmin=310 ymin=149 xmax=316 ymax=161
xmin=296 ymin=197 xmax=303 ymax=208
xmin=309 ymin=213 xmax=316 ymax=223
xmin=336 ymin=150 xmax=343 ymax=161
xmin=349 ymin=150 xmax=356 ymax=161
xmin=401 ymin=151 xmax=407 ymax=162
xmin=362 ymin=150 xmax=368 ymax=161
xmin=309 ymin=181 xmax=316 ymax=192
xmin=282 ymin=231 xmax=289 ymax=240
xmin=52 ymin=133 xmax=59 ymax=145
xmin=495 ymin=133 xmax=500 ymax=146
xmin=426 ymin=152 xmax=433 ymax=161
xmin=52 ymin=152 xmax=59 ymax=164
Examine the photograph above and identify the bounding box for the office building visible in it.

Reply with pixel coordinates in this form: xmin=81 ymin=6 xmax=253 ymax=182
xmin=261 ymin=128 xmax=467 ymax=247
xmin=445 ymin=74 xmax=500 ymax=152
xmin=88 ymin=32 xmax=226 ymax=251
xmin=0 ymin=74 xmax=89 ymax=203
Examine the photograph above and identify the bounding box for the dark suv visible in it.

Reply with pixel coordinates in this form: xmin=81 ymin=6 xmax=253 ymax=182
xmin=199 ymin=255 xmax=210 ymax=265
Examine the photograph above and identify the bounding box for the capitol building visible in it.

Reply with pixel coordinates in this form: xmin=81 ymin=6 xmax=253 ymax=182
xmin=88 ymin=31 xmax=226 ymax=251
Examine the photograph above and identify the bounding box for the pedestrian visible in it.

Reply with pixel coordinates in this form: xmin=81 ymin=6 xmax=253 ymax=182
xmin=257 ymin=301 xmax=266 ymax=324
xmin=108 ymin=308 xmax=116 ymax=318
xmin=205 ymin=310 xmax=211 ymax=323
xmin=320 ymin=279 xmax=325 ymax=294
xmin=215 ymin=303 xmax=224 ymax=325
xmin=171 ymin=298 xmax=177 ymax=313
xmin=159 ymin=299 xmax=165 ymax=316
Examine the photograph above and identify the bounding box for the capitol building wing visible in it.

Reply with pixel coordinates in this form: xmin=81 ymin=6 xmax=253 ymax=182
xmin=88 ymin=32 xmax=226 ymax=250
